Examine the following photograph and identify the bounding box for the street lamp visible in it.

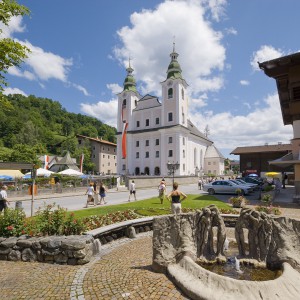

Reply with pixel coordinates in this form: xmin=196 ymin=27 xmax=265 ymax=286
xmin=167 ymin=161 xmax=180 ymax=185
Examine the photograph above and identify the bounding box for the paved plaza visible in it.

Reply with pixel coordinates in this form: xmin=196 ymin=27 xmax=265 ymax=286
xmin=1 ymin=185 xmax=300 ymax=299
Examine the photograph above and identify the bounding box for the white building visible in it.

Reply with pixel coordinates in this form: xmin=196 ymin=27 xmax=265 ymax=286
xmin=117 ymin=46 xmax=224 ymax=176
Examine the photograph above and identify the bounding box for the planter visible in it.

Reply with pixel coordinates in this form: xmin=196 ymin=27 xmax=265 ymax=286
xmin=260 ymin=191 xmax=275 ymax=203
xmin=229 ymin=196 xmax=248 ymax=208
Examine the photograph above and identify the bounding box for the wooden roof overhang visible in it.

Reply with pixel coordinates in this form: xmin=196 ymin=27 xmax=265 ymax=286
xmin=259 ymin=52 xmax=300 ymax=125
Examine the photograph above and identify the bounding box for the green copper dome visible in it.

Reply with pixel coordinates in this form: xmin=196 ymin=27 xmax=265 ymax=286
xmin=167 ymin=49 xmax=183 ymax=79
xmin=123 ymin=65 xmax=137 ymax=92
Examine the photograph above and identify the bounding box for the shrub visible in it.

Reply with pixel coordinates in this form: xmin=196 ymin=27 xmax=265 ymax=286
xmin=255 ymin=205 xmax=282 ymax=215
xmin=262 ymin=185 xmax=274 ymax=192
xmin=261 ymin=193 xmax=272 ymax=203
xmin=0 ymin=209 xmax=26 ymax=237
xmin=229 ymin=196 xmax=248 ymax=207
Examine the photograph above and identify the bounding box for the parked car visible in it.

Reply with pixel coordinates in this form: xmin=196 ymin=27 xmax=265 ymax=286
xmin=203 ymin=180 xmax=251 ymax=195
xmin=240 ymin=177 xmax=263 ymax=186
xmin=229 ymin=179 xmax=255 ymax=192
xmin=234 ymin=179 xmax=259 ymax=190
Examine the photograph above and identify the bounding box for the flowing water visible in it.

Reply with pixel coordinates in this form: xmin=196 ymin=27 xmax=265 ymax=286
xmin=198 ymin=242 xmax=282 ymax=281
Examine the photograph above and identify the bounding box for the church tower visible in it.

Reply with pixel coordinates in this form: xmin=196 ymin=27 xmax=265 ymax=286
xmin=117 ymin=61 xmax=140 ymax=174
xmin=161 ymin=43 xmax=189 ymax=128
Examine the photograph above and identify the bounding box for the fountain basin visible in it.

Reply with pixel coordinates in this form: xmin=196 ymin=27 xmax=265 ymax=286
xmin=168 ymin=256 xmax=300 ymax=300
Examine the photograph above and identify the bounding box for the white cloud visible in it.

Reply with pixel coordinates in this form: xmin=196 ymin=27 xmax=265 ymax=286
xmin=3 ymin=87 xmax=27 ymax=96
xmin=113 ymin=0 xmax=226 ymax=97
xmin=225 ymin=27 xmax=237 ymax=35
xmin=243 ymin=102 xmax=251 ymax=109
xmin=251 ymin=45 xmax=285 ymax=71
xmin=8 ymin=66 xmax=36 ymax=81
xmin=72 ymin=83 xmax=90 ymax=96
xmin=106 ymin=83 xmax=123 ymax=95
xmin=201 ymin=0 xmax=227 ymax=22
xmin=19 ymin=40 xmax=73 ymax=82
xmin=240 ymin=80 xmax=249 ymax=86
xmin=189 ymin=93 xmax=293 ymax=151
xmin=80 ymin=99 xmax=118 ymax=127
xmin=0 ymin=16 xmax=26 ymax=38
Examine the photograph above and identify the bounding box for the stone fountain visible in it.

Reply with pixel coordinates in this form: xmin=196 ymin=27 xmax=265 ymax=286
xmin=152 ymin=205 xmax=300 ymax=300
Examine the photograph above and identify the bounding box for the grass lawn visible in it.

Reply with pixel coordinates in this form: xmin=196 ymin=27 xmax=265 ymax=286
xmin=72 ymin=194 xmax=233 ymax=219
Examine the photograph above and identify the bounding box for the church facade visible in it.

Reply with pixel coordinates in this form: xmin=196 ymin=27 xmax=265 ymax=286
xmin=116 ymin=46 xmax=224 ymax=176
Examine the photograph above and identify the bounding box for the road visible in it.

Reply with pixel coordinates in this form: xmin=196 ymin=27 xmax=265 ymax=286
xmin=11 ymin=183 xmax=204 ymax=217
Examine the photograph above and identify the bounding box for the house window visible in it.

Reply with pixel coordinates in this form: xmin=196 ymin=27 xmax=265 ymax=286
xmin=155 ymin=139 xmax=159 ymax=146
xmin=93 ymin=155 xmax=95 ymax=158
xmin=114 ymin=149 xmax=116 ymax=152
xmin=168 ymin=137 xmax=172 ymax=144
xmin=168 ymin=112 xmax=173 ymax=122
xmin=136 ymin=120 xmax=140 ymax=127
xmin=114 ymin=156 xmax=115 ymax=159
xmin=155 ymin=117 xmax=159 ymax=125
xmin=122 ymin=164 xmax=125 ymax=170
xmin=93 ymin=146 xmax=95 ymax=150
xmin=103 ymin=155 xmax=105 ymax=158
xmin=183 ymin=150 xmax=185 ymax=158
xmin=145 ymin=140 xmax=149 ymax=146
xmin=108 ymin=155 xmax=110 ymax=159
xmin=136 ymin=141 xmax=139 ymax=147
xmin=146 ymin=119 xmax=150 ymax=126
xmin=208 ymin=162 xmax=211 ymax=165
xmin=156 ymin=151 xmax=159 ymax=158
xmin=136 ymin=152 xmax=139 ymax=158
xmin=183 ymin=137 xmax=185 ymax=145
xmin=78 ymin=140 xmax=82 ymax=145
xmin=168 ymin=150 xmax=173 ymax=157
xmin=145 ymin=152 xmax=149 ymax=158
xmin=168 ymin=88 xmax=173 ymax=99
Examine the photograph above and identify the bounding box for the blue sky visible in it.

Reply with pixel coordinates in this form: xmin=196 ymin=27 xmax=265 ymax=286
xmin=2 ymin=0 xmax=299 ymax=159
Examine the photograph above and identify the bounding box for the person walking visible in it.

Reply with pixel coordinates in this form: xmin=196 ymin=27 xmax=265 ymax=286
xmin=85 ymin=183 xmax=95 ymax=208
xmin=128 ymin=180 xmax=136 ymax=201
xmin=0 ymin=185 xmax=9 ymax=212
xmin=167 ymin=182 xmax=187 ymax=215
xmin=93 ymin=182 xmax=99 ymax=205
xmin=99 ymin=182 xmax=108 ymax=205
xmin=158 ymin=180 xmax=166 ymax=204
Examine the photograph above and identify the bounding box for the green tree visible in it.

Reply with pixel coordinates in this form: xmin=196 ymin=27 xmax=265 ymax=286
xmin=0 ymin=0 xmax=30 ymax=95
xmin=9 ymin=144 xmax=40 ymax=164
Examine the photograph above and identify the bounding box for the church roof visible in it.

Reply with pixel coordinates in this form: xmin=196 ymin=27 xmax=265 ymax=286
xmin=187 ymin=119 xmax=212 ymax=143
xmin=205 ymin=144 xmax=225 ymax=159
xmin=134 ymin=94 xmax=161 ymax=111
xmin=123 ymin=64 xmax=137 ymax=93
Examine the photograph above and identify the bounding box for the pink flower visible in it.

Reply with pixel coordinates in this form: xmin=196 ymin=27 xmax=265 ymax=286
xmin=7 ymin=226 xmax=14 ymax=231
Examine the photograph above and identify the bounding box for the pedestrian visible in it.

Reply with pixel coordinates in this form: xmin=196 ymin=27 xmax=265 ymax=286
xmin=128 ymin=180 xmax=136 ymax=201
xmin=0 ymin=185 xmax=9 ymax=212
xmin=116 ymin=177 xmax=120 ymax=191
xmin=85 ymin=183 xmax=95 ymax=208
xmin=99 ymin=182 xmax=108 ymax=205
xmin=93 ymin=182 xmax=99 ymax=205
xmin=167 ymin=182 xmax=187 ymax=215
xmin=158 ymin=181 xmax=166 ymax=204
xmin=198 ymin=178 xmax=203 ymax=190
xmin=282 ymin=172 xmax=287 ymax=189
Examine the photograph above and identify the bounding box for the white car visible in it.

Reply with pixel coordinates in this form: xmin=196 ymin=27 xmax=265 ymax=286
xmin=203 ymin=180 xmax=251 ymax=195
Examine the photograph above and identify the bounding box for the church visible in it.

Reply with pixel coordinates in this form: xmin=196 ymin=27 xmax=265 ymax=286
xmin=116 ymin=45 xmax=224 ymax=177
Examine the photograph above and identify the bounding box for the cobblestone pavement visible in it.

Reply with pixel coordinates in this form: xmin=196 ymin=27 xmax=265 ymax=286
xmin=0 ymin=232 xmax=188 ymax=300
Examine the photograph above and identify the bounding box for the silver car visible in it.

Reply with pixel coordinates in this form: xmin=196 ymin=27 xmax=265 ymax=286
xmin=203 ymin=180 xmax=250 ymax=195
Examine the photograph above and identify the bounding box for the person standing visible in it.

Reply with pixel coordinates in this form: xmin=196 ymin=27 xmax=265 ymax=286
xmin=85 ymin=183 xmax=95 ymax=208
xmin=0 ymin=185 xmax=9 ymax=212
xmin=99 ymin=182 xmax=108 ymax=205
xmin=158 ymin=181 xmax=166 ymax=204
xmin=128 ymin=180 xmax=136 ymax=201
xmin=167 ymin=182 xmax=187 ymax=215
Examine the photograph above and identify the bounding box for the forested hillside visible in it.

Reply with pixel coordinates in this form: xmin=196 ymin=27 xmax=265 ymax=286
xmin=0 ymin=94 xmax=117 ymax=170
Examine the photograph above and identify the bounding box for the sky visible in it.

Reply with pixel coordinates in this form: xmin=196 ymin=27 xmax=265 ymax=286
xmin=1 ymin=0 xmax=299 ymax=160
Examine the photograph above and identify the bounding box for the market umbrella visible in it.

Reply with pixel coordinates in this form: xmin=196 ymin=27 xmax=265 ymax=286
xmin=0 ymin=175 xmax=13 ymax=181
xmin=265 ymin=172 xmax=281 ymax=178
xmin=24 ymin=168 xmax=55 ymax=178
xmin=58 ymin=169 xmax=83 ymax=177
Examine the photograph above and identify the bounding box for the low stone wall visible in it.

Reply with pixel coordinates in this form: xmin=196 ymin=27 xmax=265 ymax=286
xmin=126 ymin=175 xmax=198 ymax=189
xmin=0 ymin=235 xmax=100 ymax=265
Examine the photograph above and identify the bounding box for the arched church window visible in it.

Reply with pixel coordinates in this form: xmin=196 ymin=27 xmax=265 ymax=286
xmin=144 ymin=167 xmax=150 ymax=175
xmin=154 ymin=167 xmax=160 ymax=175
xmin=168 ymin=88 xmax=173 ymax=99
xmin=122 ymin=99 xmax=126 ymax=107
xmin=182 ymin=88 xmax=184 ymax=99
xmin=135 ymin=100 xmax=137 ymax=107
xmin=194 ymin=148 xmax=197 ymax=167
xmin=135 ymin=167 xmax=140 ymax=175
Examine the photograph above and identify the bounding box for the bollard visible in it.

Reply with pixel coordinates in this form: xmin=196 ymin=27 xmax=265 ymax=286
xmin=15 ymin=201 xmax=23 ymax=210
